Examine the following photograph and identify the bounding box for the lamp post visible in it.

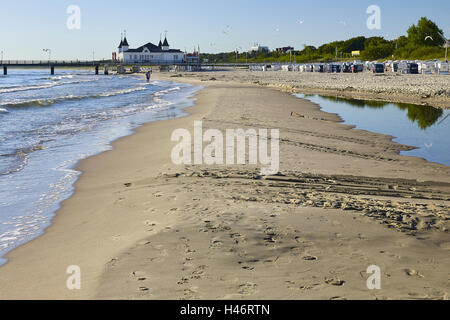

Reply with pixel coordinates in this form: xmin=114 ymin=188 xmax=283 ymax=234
xmin=235 ymin=46 xmax=242 ymax=68
xmin=438 ymin=32 xmax=449 ymax=62
xmin=425 ymin=33 xmax=449 ymax=62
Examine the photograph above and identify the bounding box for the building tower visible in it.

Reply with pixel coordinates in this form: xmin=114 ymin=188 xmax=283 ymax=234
xmin=122 ymin=35 xmax=129 ymax=52
xmin=162 ymin=37 xmax=169 ymax=51
xmin=122 ymin=31 xmax=130 ymax=52
xmin=118 ymin=34 xmax=123 ymax=53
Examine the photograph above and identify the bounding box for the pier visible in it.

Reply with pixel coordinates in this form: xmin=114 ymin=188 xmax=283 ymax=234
xmin=0 ymin=59 xmax=252 ymax=75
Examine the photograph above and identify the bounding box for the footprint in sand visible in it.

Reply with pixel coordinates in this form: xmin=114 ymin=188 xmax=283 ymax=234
xmin=404 ymin=269 xmax=424 ymax=278
xmin=303 ymin=255 xmax=318 ymax=261
xmin=106 ymin=258 xmax=119 ymax=268
xmin=324 ymin=277 xmax=345 ymax=286
xmin=285 ymin=280 xmax=297 ymax=289
xmin=330 ymin=296 xmax=347 ymax=300
xmin=238 ymin=282 xmax=257 ymax=295
xmin=144 ymin=220 xmax=158 ymax=227
xmin=132 ymin=271 xmax=148 ymax=281
xmin=137 ymin=240 xmax=151 ymax=246
xmin=177 ymin=277 xmax=190 ymax=285
xmin=210 ymin=239 xmax=223 ymax=249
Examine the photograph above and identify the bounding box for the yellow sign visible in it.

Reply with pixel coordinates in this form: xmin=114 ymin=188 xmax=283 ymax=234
xmin=352 ymin=51 xmax=361 ymax=56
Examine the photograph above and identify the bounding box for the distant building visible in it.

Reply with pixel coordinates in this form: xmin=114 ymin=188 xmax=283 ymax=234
xmin=117 ymin=35 xmax=184 ymax=63
xmin=186 ymin=47 xmax=200 ymax=64
xmin=276 ymin=46 xmax=295 ymax=53
xmin=249 ymin=44 xmax=269 ymax=53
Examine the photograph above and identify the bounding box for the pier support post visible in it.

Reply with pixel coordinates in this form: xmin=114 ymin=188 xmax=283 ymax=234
xmin=3 ymin=66 xmax=6 ymax=75
xmin=95 ymin=65 xmax=99 ymax=75
xmin=50 ymin=66 xmax=55 ymax=75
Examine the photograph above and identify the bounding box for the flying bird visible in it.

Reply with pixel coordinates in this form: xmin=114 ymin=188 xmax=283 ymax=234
xmin=222 ymin=25 xmax=232 ymax=35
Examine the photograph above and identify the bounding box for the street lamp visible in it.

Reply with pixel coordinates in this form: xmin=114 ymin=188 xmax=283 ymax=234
xmin=438 ymin=32 xmax=449 ymax=62
xmin=425 ymin=33 xmax=449 ymax=62
xmin=235 ymin=46 xmax=242 ymax=67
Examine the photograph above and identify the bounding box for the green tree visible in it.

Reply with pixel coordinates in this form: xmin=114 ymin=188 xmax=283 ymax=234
xmin=342 ymin=36 xmax=366 ymax=53
xmin=407 ymin=17 xmax=444 ymax=47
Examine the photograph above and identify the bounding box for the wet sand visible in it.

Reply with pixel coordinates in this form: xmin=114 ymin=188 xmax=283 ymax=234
xmin=0 ymin=74 xmax=449 ymax=300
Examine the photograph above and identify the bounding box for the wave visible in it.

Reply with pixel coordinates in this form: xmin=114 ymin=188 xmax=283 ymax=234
xmin=98 ymin=86 xmax=147 ymax=97
xmin=50 ymin=75 xmax=74 ymax=81
xmin=0 ymin=144 xmax=46 ymax=176
xmin=0 ymin=79 xmax=99 ymax=94
xmin=0 ymin=108 xmax=8 ymax=113
xmin=154 ymin=86 xmax=181 ymax=96
xmin=1 ymin=86 xmax=147 ymax=108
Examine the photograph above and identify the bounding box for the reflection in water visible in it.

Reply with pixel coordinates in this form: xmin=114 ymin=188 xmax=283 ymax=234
xmin=306 ymin=95 xmax=444 ymax=130
xmin=297 ymin=94 xmax=450 ymax=166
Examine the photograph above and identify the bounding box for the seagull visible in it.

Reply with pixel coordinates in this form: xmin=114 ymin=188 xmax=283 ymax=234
xmin=299 ymin=20 xmax=304 ymax=24
xmin=424 ymin=143 xmax=433 ymax=149
xmin=425 ymin=36 xmax=434 ymax=41
xmin=222 ymin=25 xmax=232 ymax=35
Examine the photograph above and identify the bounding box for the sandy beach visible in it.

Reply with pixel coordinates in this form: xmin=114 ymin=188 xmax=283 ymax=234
xmin=173 ymin=69 xmax=450 ymax=109
xmin=0 ymin=72 xmax=449 ymax=300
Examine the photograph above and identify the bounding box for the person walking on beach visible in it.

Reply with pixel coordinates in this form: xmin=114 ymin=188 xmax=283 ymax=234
xmin=146 ymin=70 xmax=151 ymax=83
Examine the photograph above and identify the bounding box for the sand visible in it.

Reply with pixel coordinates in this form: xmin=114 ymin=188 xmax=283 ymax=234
xmin=173 ymin=69 xmax=450 ymax=109
xmin=0 ymin=72 xmax=449 ymax=300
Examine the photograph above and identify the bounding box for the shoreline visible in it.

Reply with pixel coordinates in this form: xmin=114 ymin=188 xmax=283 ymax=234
xmin=0 ymin=73 xmax=449 ymax=299
xmin=171 ymin=70 xmax=450 ymax=109
xmin=276 ymin=86 xmax=450 ymax=110
xmin=0 ymin=78 xmax=201 ymax=266
xmin=0 ymin=77 xmax=209 ymax=298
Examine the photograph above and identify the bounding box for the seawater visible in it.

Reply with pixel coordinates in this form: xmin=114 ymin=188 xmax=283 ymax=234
xmin=296 ymin=94 xmax=450 ymax=166
xmin=0 ymin=69 xmax=201 ymax=264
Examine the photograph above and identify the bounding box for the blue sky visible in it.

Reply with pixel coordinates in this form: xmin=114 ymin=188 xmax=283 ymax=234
xmin=1 ymin=0 xmax=449 ymax=60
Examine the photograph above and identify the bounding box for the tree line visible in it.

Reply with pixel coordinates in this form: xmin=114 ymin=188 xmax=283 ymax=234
xmin=200 ymin=17 xmax=447 ymax=63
